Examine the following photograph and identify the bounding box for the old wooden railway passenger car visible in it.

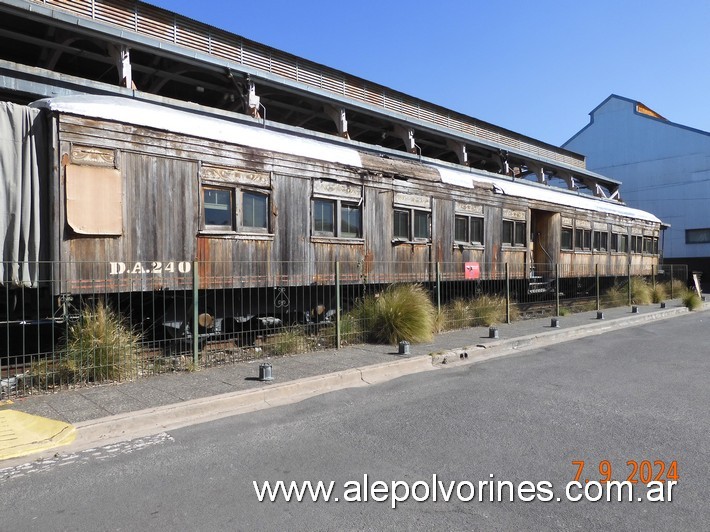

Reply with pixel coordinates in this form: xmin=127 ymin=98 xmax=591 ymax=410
xmin=0 ymin=95 xmax=663 ymax=335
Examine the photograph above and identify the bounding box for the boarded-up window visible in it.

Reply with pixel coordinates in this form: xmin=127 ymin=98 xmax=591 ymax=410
xmin=66 ymin=165 xmax=122 ymax=235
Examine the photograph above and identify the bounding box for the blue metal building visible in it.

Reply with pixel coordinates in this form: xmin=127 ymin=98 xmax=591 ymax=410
xmin=564 ymin=94 xmax=710 ymax=284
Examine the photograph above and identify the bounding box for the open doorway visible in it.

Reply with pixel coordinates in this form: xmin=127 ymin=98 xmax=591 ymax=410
xmin=530 ymin=209 xmax=559 ymax=278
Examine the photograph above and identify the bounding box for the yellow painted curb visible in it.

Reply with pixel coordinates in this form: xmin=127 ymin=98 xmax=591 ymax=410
xmin=0 ymin=410 xmax=76 ymax=461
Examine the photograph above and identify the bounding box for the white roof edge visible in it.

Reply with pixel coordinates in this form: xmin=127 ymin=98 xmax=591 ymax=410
xmin=434 ymin=165 xmax=662 ymax=224
xmin=30 ymin=95 xmax=363 ymax=168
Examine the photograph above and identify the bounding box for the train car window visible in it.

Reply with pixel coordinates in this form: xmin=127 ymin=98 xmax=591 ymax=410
xmin=574 ymin=228 xmax=591 ymax=251
xmin=413 ymin=210 xmax=431 ymax=240
xmin=454 ymin=215 xmax=484 ymax=245
xmin=341 ymin=203 xmax=362 ymax=238
xmin=631 ymin=235 xmax=643 ymax=253
xmin=502 ymin=221 xmax=514 ymax=245
xmin=561 ymin=227 xmax=573 ymax=250
xmin=643 ymin=237 xmax=654 ymax=254
xmin=503 ymin=220 xmax=526 ymax=247
xmin=454 ymin=216 xmax=468 ymax=242
xmin=610 ymin=233 xmax=619 ymax=252
xmin=653 ymin=237 xmax=659 ymax=255
xmin=313 ymin=198 xmax=362 ymax=238
xmin=619 ymin=234 xmax=628 ymax=253
xmin=593 ymin=231 xmax=608 ymax=252
xmin=394 ymin=209 xmax=410 ymax=239
xmin=313 ymin=199 xmax=335 ymax=235
xmin=241 ymin=191 xmax=269 ymax=231
xmin=203 ymin=187 xmax=234 ymax=230
xmin=514 ymin=222 xmax=526 ymax=247
xmin=471 ymin=217 xmax=484 ymax=244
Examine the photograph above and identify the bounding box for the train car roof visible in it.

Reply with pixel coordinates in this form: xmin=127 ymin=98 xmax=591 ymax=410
xmin=32 ymin=95 xmax=661 ymax=225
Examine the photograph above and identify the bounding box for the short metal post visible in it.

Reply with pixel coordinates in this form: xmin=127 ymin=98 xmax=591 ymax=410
xmin=505 ymin=262 xmax=510 ymax=324
xmin=555 ymin=263 xmax=560 ymax=318
xmin=489 ymin=326 xmax=499 ymax=339
xmin=335 ymin=261 xmax=341 ymax=349
xmin=595 ymin=264 xmax=600 ymax=312
xmin=436 ymin=262 xmax=441 ymax=314
xmin=551 ymin=317 xmax=560 ymax=328
xmin=192 ymin=260 xmax=199 ymax=367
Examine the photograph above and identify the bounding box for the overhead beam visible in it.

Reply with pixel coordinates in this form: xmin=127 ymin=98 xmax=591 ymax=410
xmin=446 ymin=139 xmax=468 ymax=165
xmin=393 ymin=124 xmax=417 ymax=154
xmin=324 ymin=104 xmax=349 ymax=139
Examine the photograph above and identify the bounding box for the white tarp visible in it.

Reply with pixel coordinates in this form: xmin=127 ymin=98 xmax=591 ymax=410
xmin=0 ymin=102 xmax=46 ymax=287
xmin=31 ymin=95 xmax=363 ymax=169
xmin=436 ymin=166 xmax=662 ymax=224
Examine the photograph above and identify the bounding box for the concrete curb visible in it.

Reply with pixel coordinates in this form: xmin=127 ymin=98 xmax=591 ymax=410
xmin=430 ymin=306 xmax=690 ymax=366
xmin=1 ymin=305 xmax=700 ymax=467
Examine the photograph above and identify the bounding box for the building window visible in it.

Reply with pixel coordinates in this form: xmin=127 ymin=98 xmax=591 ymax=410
xmin=686 ymin=228 xmax=710 ymax=244
xmin=394 ymin=208 xmax=431 ymax=241
xmin=203 ymin=186 xmax=234 ymax=230
xmin=241 ymin=190 xmax=269 ymax=231
xmin=455 ymin=215 xmax=484 ymax=245
xmin=574 ymin=228 xmax=591 ymax=251
xmin=502 ymin=220 xmax=526 ymax=247
xmin=593 ymin=230 xmax=608 ymax=252
xmin=561 ymin=227 xmax=573 ymax=251
xmin=313 ymin=198 xmax=362 ymax=238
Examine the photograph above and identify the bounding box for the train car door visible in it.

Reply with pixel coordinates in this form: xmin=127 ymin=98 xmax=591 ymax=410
xmin=530 ymin=209 xmax=559 ymax=278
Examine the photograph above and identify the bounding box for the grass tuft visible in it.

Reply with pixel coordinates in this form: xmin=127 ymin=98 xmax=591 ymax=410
xmin=682 ymin=290 xmax=703 ymax=311
xmin=64 ymin=302 xmax=142 ymax=383
xmin=352 ymin=284 xmax=436 ymax=345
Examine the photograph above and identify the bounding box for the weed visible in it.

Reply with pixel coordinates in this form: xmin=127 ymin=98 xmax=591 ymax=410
xmin=682 ymin=290 xmax=703 ymax=311
xmin=650 ymin=283 xmax=667 ymax=304
xmin=262 ymin=327 xmax=310 ymax=356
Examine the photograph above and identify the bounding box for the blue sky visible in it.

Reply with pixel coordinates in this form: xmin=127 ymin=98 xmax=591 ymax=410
xmin=147 ymin=0 xmax=710 ymax=147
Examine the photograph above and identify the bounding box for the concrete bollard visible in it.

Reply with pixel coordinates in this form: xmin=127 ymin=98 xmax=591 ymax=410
xmin=551 ymin=317 xmax=560 ymax=328
xmin=258 ymin=363 xmax=273 ymax=381
xmin=398 ymin=341 xmax=410 ymax=355
xmin=489 ymin=327 xmax=499 ymax=339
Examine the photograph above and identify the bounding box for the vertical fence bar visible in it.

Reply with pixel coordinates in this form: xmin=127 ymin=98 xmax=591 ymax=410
xmin=335 ymin=261 xmax=341 ymax=349
xmin=505 ymin=262 xmax=510 ymax=324
xmin=555 ymin=263 xmax=560 ymax=317
xmin=595 ymin=264 xmax=600 ymax=311
xmin=627 ymin=262 xmax=632 ymax=306
xmin=192 ymin=260 xmax=199 ymax=367
xmin=436 ymin=262 xmax=441 ymax=313
xmin=652 ymin=264 xmax=656 ymax=292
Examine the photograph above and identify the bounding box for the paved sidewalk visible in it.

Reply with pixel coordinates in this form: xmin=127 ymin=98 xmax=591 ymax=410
xmin=6 ymin=299 xmax=700 ymax=425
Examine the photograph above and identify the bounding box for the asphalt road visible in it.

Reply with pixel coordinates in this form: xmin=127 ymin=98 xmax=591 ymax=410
xmin=2 ymin=312 xmax=708 ymax=530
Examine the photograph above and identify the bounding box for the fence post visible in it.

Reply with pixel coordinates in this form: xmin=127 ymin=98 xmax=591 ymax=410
xmin=627 ymin=262 xmax=632 ymax=306
xmin=436 ymin=262 xmax=441 ymax=314
xmin=505 ymin=262 xmax=510 ymax=324
xmin=652 ymin=264 xmax=656 ymax=292
xmin=192 ymin=260 xmax=199 ymax=367
xmin=335 ymin=261 xmax=341 ymax=349
xmin=555 ymin=263 xmax=560 ymax=317
xmin=595 ymin=264 xmax=600 ymax=312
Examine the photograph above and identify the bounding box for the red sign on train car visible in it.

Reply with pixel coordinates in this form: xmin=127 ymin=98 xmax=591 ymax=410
xmin=464 ymin=262 xmax=480 ymax=280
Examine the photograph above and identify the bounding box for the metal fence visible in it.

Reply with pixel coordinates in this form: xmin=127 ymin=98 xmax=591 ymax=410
xmin=0 ymin=260 xmax=689 ymax=398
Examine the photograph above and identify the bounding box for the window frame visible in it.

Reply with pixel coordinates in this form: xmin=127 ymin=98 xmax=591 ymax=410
xmin=393 ymin=207 xmax=431 ymax=243
xmin=502 ymin=219 xmax=526 ymax=247
xmin=312 ymin=196 xmax=363 ymax=239
xmin=685 ymin=228 xmax=710 ymax=244
xmin=240 ymin=188 xmax=270 ymax=233
xmin=561 ymin=227 xmax=573 ymax=251
xmin=202 ymin=185 xmax=235 ymax=232
xmin=574 ymin=228 xmax=592 ymax=251
xmin=454 ymin=214 xmax=485 ymax=246
xmin=593 ymin=230 xmax=608 ymax=252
